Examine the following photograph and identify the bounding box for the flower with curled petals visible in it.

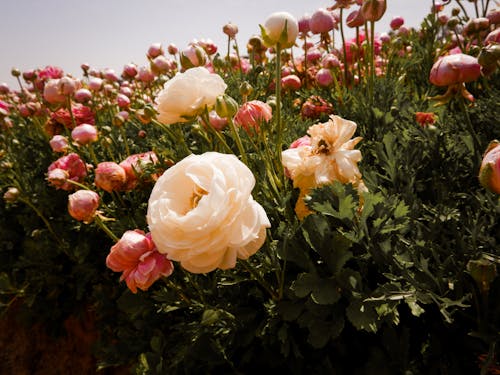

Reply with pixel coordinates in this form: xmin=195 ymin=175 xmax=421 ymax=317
xmin=147 ymin=152 xmax=270 ymax=274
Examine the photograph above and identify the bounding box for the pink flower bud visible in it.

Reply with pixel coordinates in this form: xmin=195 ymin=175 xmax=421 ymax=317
xmin=197 ymin=38 xmax=218 ymax=55
xmin=316 ymin=68 xmax=334 ymax=87
xmin=346 ymin=9 xmax=365 ymax=28
xmin=22 ymin=70 xmax=37 ymax=81
xmin=479 ymin=140 xmax=500 ymax=194
xmin=281 ymin=74 xmax=302 ymax=90
xmin=361 ymin=0 xmax=387 ymax=22
xmin=71 ymin=123 xmax=98 ymax=145
xmin=0 ymin=83 xmax=10 ymax=94
xmin=298 ymin=14 xmax=311 ymax=34
xmin=485 ymin=28 xmax=500 ymax=45
xmin=223 ymin=22 xmax=239 ymax=38
xmin=48 ymin=153 xmax=87 ymax=190
xmin=3 ymin=187 xmax=20 ymax=203
xmin=103 ymin=68 xmax=119 ymax=82
xmin=486 ymin=8 xmax=500 ymax=25
xmin=58 ymin=76 xmax=79 ymax=96
xmin=309 ymin=8 xmax=335 ymax=34
xmin=119 ymin=151 xmax=160 ymax=190
xmin=94 ymin=162 xmax=126 ymax=192
xmin=49 ymin=135 xmax=70 ymax=153
xmin=180 ymin=44 xmax=208 ymax=69
xmin=306 ymin=48 xmax=322 ymax=62
xmin=116 ymin=93 xmax=130 ymax=109
xmin=151 ymin=55 xmax=176 ymax=75
xmin=390 ymin=16 xmax=405 ymax=30
xmin=147 ymin=43 xmax=164 ymax=59
xmin=68 ymin=189 xmax=100 ymax=223
xmin=106 ymin=230 xmax=174 ymax=293
xmin=137 ymin=66 xmax=155 ymax=83
xmin=200 ymin=110 xmax=228 ymax=131
xmin=47 ymin=168 xmax=70 ymax=188
xmin=290 ymin=135 xmax=311 ymax=149
xmin=43 ymin=79 xmax=66 ymax=104
xmin=429 ymin=53 xmax=481 ymax=86
xmin=322 ymin=54 xmax=341 ymax=68
xmin=167 ymin=43 xmax=178 ymax=55
xmin=122 ymin=63 xmax=138 ymax=78
xmin=88 ymin=77 xmax=103 ymax=91
xmin=233 ymin=100 xmax=272 ymax=133
xmin=74 ymin=88 xmax=92 ymax=103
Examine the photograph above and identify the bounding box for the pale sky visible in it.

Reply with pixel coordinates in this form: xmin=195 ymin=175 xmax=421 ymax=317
xmin=0 ymin=0 xmax=478 ymax=87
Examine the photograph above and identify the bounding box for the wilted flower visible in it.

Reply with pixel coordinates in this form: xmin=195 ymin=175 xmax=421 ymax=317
xmin=282 ymin=115 xmax=364 ymax=219
xmin=147 ymin=152 xmax=271 ymax=274
xmin=94 ymin=162 xmax=127 ymax=193
xmin=233 ymin=100 xmax=273 ymax=133
xmin=47 ymin=153 xmax=87 ymax=191
xmin=106 ymin=230 xmax=174 ymax=293
xmin=68 ymin=189 xmax=100 ymax=223
xmin=479 ymin=140 xmax=500 ymax=194
xmin=155 ymin=67 xmax=227 ymax=125
xmin=260 ymin=11 xmax=299 ymax=48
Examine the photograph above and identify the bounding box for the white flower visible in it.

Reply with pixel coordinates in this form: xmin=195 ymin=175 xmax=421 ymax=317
xmin=155 ymin=67 xmax=227 ymax=125
xmin=147 ymin=152 xmax=271 ymax=274
xmin=260 ymin=11 xmax=299 ymax=49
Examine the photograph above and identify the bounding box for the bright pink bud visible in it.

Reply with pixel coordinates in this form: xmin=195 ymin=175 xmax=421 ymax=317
xmin=309 ymin=8 xmax=335 ymax=34
xmin=116 ymin=93 xmax=130 ymax=109
xmin=137 ymin=66 xmax=155 ymax=83
xmin=103 ymin=68 xmax=119 ymax=82
xmin=47 ymin=153 xmax=87 ymax=190
xmin=390 ymin=16 xmax=405 ymax=30
xmin=68 ymin=189 xmax=100 ymax=223
xmin=71 ymin=123 xmax=98 ymax=145
xmin=74 ymin=88 xmax=92 ymax=103
xmin=233 ymin=100 xmax=272 ymax=133
xmin=43 ymin=79 xmax=66 ymax=104
xmin=316 ymin=68 xmax=334 ymax=87
xmin=106 ymin=230 xmax=174 ymax=293
xmin=281 ymin=74 xmax=302 ymax=91
xmin=479 ymin=140 xmax=500 ymax=194
xmin=223 ymin=22 xmax=239 ymax=38
xmin=88 ymin=77 xmax=103 ymax=91
xmin=49 ymin=135 xmax=70 ymax=153
xmin=298 ymin=14 xmax=311 ymax=34
xmin=94 ymin=162 xmax=127 ymax=192
xmin=147 ymin=43 xmax=164 ymax=59
xmin=122 ymin=63 xmax=138 ymax=78
xmin=196 ymin=38 xmax=218 ymax=55
xmin=429 ymin=53 xmax=481 ymax=86
xmin=346 ymin=9 xmax=365 ymax=28
xmin=167 ymin=43 xmax=178 ymax=55
xmin=151 ymin=55 xmax=176 ymax=75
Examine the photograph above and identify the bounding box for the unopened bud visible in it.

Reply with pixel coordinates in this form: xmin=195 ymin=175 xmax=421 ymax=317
xmin=361 ymin=0 xmax=387 ymax=22
xmin=215 ymin=94 xmax=239 ymax=118
xmin=239 ymin=81 xmax=254 ymax=97
xmin=3 ymin=187 xmax=20 ymax=203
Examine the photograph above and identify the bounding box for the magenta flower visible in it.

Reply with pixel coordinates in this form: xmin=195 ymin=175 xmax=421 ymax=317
xmin=106 ymin=230 xmax=174 ymax=293
xmin=47 ymin=153 xmax=87 ymax=191
xmin=310 ymin=8 xmax=336 ymax=34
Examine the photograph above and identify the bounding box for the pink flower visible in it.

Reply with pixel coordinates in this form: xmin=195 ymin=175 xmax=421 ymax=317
xmin=223 ymin=22 xmax=239 ymax=38
xmin=43 ymin=79 xmax=67 ymax=104
xmin=298 ymin=14 xmax=311 ymax=34
xmin=47 ymin=153 xmax=87 ymax=191
xmin=429 ymin=54 xmax=481 ymax=87
xmin=309 ymin=8 xmax=336 ymax=34
xmin=71 ymin=123 xmax=98 ymax=145
xmin=415 ymin=112 xmax=437 ymax=127
xmin=94 ymin=162 xmax=127 ymax=193
xmin=300 ymin=95 xmax=334 ymax=119
xmin=74 ymin=88 xmax=92 ymax=103
xmin=180 ymin=44 xmax=208 ymax=70
xmin=119 ymin=151 xmax=160 ymax=191
xmin=51 ymin=103 xmax=95 ymax=129
xmin=233 ymin=100 xmax=272 ymax=133
xmin=49 ymin=135 xmax=70 ymax=153
xmin=290 ymin=135 xmax=312 ymax=149
xmin=346 ymin=9 xmax=365 ymax=28
xmin=38 ymin=66 xmax=64 ymax=81
xmin=68 ymin=189 xmax=100 ymax=223
xmin=281 ymin=74 xmax=302 ymax=91
xmin=147 ymin=43 xmax=164 ymax=59
xmin=479 ymin=140 xmax=500 ymax=194
xmin=390 ymin=16 xmax=405 ymax=30
xmin=106 ymin=230 xmax=174 ymax=293
xmin=316 ymin=68 xmax=334 ymax=87
xmin=116 ymin=93 xmax=130 ymax=109
xmin=200 ymin=110 xmax=228 ymax=131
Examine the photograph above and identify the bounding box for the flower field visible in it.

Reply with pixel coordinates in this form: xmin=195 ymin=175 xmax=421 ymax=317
xmin=0 ymin=1 xmax=499 ymax=373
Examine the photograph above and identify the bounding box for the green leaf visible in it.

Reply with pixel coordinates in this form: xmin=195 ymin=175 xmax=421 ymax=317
xmin=307 ymin=317 xmax=345 ymax=348
xmin=291 ymin=273 xmax=340 ymax=305
xmin=346 ymin=299 xmax=380 ymax=333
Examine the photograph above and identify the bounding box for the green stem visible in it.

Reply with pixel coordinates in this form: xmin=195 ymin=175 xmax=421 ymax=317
xmin=88 ymin=143 xmax=99 ymax=166
xmin=241 ymin=260 xmax=278 ymax=301
xmin=200 ymin=110 xmax=233 ymax=154
xmin=94 ymin=215 xmax=119 ymax=242
xmin=228 ymin=118 xmax=248 ymax=164
xmin=119 ymin=126 xmax=130 ymax=156
xmin=19 ymin=197 xmax=63 ymax=246
xmin=274 ymin=43 xmax=285 ymax=186
xmin=339 ymin=8 xmax=349 ymax=85
xmin=459 ymin=96 xmax=481 ymax=162
xmin=369 ymin=20 xmax=376 ymax=105
xmin=66 ymin=97 xmax=77 ymax=130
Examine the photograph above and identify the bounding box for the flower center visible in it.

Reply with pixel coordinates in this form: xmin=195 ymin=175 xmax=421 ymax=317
xmin=189 ymin=185 xmax=208 ymax=210
xmin=314 ymin=139 xmax=330 ymax=154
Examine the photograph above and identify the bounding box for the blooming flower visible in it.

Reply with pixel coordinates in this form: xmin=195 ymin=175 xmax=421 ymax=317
xmin=94 ymin=162 xmax=127 ymax=193
xmin=68 ymin=189 xmax=100 ymax=223
xmin=479 ymin=140 xmax=500 ymax=194
xmin=282 ymin=115 xmax=363 ymax=219
xmin=106 ymin=230 xmax=174 ymax=293
xmin=233 ymin=100 xmax=273 ymax=133
xmin=47 ymin=153 xmax=87 ymax=191
xmin=155 ymin=67 xmax=227 ymax=125
xmin=147 ymin=152 xmax=271 ymax=274
xmin=119 ymin=151 xmax=160 ymax=191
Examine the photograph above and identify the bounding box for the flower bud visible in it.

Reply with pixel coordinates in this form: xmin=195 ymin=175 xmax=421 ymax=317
xmin=298 ymin=14 xmax=311 ymax=34
xmin=361 ymin=0 xmax=387 ymax=22
xmin=43 ymin=79 xmax=66 ymax=104
xmin=200 ymin=110 xmax=228 ymax=131
xmin=233 ymin=100 xmax=272 ymax=133
xmin=122 ymin=63 xmax=138 ymax=78
xmin=309 ymin=8 xmax=335 ymax=34
xmin=447 ymin=17 xmax=460 ymax=29
xmin=22 ymin=70 xmax=37 ymax=82
xmin=215 ymin=94 xmax=239 ymax=118
xmin=390 ymin=16 xmax=404 ymax=30
xmin=485 ymin=28 xmax=500 ymax=45
xmin=49 ymin=135 xmax=70 ymax=153
xmin=260 ymin=11 xmax=299 ymax=48
xmin=11 ymin=68 xmax=20 ymax=77
xmin=479 ymin=140 xmax=500 ymax=194
xmin=68 ymin=189 xmax=100 ymax=223
xmin=239 ymin=81 xmax=254 ymax=98
xmin=467 ymin=258 xmax=498 ymax=294
xmin=147 ymin=43 xmax=163 ymax=59
xmin=71 ymin=123 xmax=98 ymax=145
xmin=167 ymin=43 xmax=178 ymax=55
xmin=180 ymin=44 xmax=208 ymax=70
xmin=0 ymin=83 xmax=10 ymax=94
xmin=58 ymin=76 xmax=78 ymax=96
xmin=94 ymin=162 xmax=127 ymax=192
xmin=137 ymin=66 xmax=155 ymax=83
xmin=486 ymin=8 xmax=500 ymax=25
xmin=316 ymin=68 xmax=334 ymax=87
xmin=116 ymin=93 xmax=131 ymax=109
xmin=3 ymin=187 xmax=20 ymax=203
xmin=74 ymin=88 xmax=92 ymax=103
xmin=47 ymin=168 xmax=70 ymax=188
xmin=223 ymin=22 xmax=239 ymax=38
xmin=281 ymin=74 xmax=302 ymax=90
xmin=88 ymin=77 xmax=103 ymax=91
xmin=346 ymin=9 xmax=365 ymax=28
xmin=429 ymin=53 xmax=481 ymax=86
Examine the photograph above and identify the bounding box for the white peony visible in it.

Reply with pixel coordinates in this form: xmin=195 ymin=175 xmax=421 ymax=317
xmin=147 ymin=152 xmax=271 ymax=273
xmin=155 ymin=67 xmax=227 ymax=125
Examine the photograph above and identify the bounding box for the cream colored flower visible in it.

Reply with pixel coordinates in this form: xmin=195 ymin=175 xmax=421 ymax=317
xmin=282 ymin=115 xmax=364 ymax=219
xmin=155 ymin=67 xmax=227 ymax=125
xmin=147 ymin=152 xmax=270 ymax=273
xmin=260 ymin=11 xmax=299 ymax=49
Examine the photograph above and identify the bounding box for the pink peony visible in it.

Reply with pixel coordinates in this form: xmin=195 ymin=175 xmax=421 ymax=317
xmin=71 ymin=123 xmax=98 ymax=145
xmin=43 ymin=79 xmax=67 ymax=104
xmin=429 ymin=53 xmax=481 ymax=87
xmin=309 ymin=8 xmax=336 ymax=34
xmin=316 ymin=68 xmax=334 ymax=87
xmin=47 ymin=153 xmax=87 ymax=191
xmin=68 ymin=189 xmax=100 ymax=223
xmin=233 ymin=100 xmax=273 ymax=133
xmin=119 ymin=151 xmax=160 ymax=191
xmin=94 ymin=162 xmax=127 ymax=193
xmin=51 ymin=103 xmax=95 ymax=129
xmin=281 ymin=74 xmax=302 ymax=91
xmin=390 ymin=16 xmax=405 ymax=30
xmin=38 ymin=66 xmax=64 ymax=81
xmin=106 ymin=230 xmax=174 ymax=293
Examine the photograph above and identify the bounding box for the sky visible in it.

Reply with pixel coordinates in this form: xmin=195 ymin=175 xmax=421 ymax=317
xmin=0 ymin=0 xmax=479 ymax=87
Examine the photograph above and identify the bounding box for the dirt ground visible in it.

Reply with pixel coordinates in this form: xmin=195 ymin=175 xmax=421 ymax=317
xmin=0 ymin=303 xmax=129 ymax=375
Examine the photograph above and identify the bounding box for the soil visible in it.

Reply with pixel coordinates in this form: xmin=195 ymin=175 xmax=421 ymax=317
xmin=0 ymin=303 xmax=129 ymax=375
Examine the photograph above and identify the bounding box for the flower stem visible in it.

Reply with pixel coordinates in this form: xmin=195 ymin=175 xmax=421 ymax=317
xmin=19 ymin=197 xmax=63 ymax=246
xmin=241 ymin=260 xmax=278 ymax=301
xmin=339 ymin=8 xmax=349 ymax=85
xmin=94 ymin=215 xmax=119 ymax=242
xmin=459 ymin=96 xmax=481 ymax=162
xmin=228 ymin=118 xmax=248 ymax=164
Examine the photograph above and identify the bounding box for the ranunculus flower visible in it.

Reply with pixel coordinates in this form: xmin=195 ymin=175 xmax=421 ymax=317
xmin=147 ymin=152 xmax=271 ymax=274
xmin=429 ymin=53 xmax=481 ymax=86
xmin=68 ymin=189 xmax=100 ymax=223
xmin=43 ymin=79 xmax=67 ymax=104
xmin=119 ymin=151 xmax=160 ymax=191
xmin=155 ymin=67 xmax=227 ymax=125
xmin=47 ymin=153 xmax=87 ymax=191
xmin=415 ymin=112 xmax=437 ymax=127
xmin=94 ymin=162 xmax=127 ymax=193
xmin=106 ymin=230 xmax=174 ymax=293
xmin=309 ymin=8 xmax=336 ymax=34
xmin=71 ymin=123 xmax=98 ymax=145
xmin=282 ymin=115 xmax=364 ymax=219
xmin=50 ymin=103 xmax=95 ymax=129
xmin=479 ymin=140 xmax=500 ymax=194
xmin=260 ymin=11 xmax=299 ymax=48
xmin=281 ymin=74 xmax=302 ymax=90
xmin=233 ymin=100 xmax=273 ymax=133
